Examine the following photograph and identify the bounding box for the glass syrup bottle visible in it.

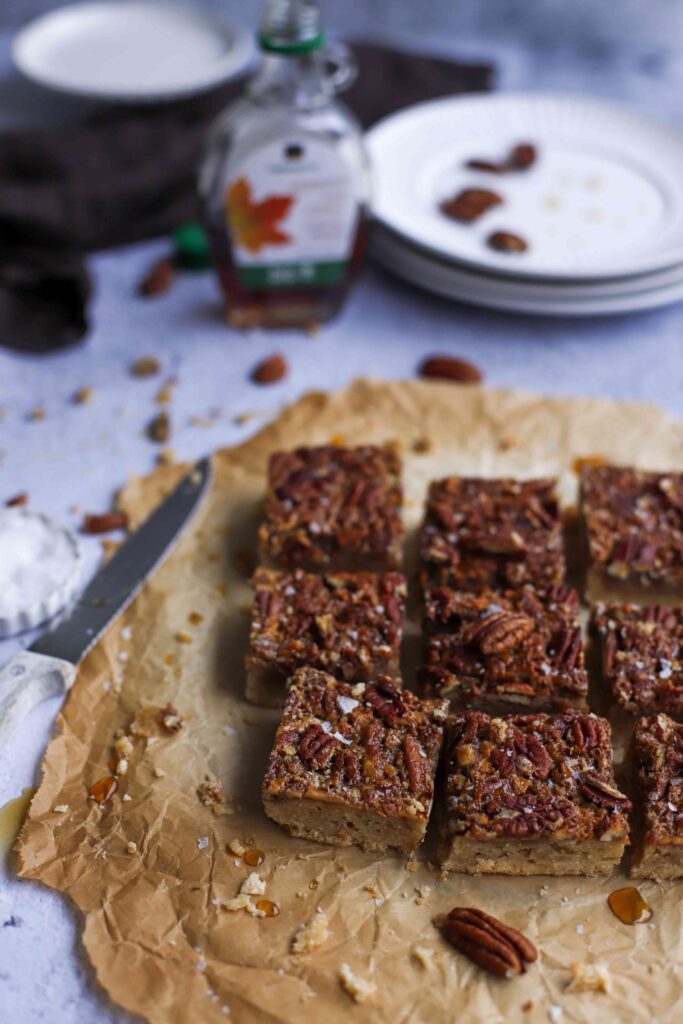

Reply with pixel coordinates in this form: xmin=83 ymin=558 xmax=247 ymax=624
xmin=199 ymin=0 xmax=369 ymax=330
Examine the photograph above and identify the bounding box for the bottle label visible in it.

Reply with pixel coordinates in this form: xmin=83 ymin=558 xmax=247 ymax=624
xmin=224 ymin=137 xmax=358 ymax=289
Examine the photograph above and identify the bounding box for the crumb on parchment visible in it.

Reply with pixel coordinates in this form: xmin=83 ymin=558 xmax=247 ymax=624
xmin=227 ymin=838 xmax=246 ymax=857
xmin=291 ymin=909 xmax=330 ymax=954
xmin=240 ymin=873 xmax=266 ymax=897
xmin=566 ymin=961 xmax=611 ymax=994
xmin=338 ymin=963 xmax=376 ymax=1003
xmin=412 ymin=946 xmax=434 ymax=969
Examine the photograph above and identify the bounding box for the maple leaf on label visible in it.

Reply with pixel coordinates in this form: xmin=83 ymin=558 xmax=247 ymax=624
xmin=226 ymin=177 xmax=294 ymax=254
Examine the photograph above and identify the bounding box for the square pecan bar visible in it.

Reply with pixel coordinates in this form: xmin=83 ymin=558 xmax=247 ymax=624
xmin=592 ymin=603 xmax=683 ymax=717
xmin=419 ymin=476 xmax=565 ymax=593
xmin=579 ymin=464 xmax=683 ymax=604
xmin=421 ymin=584 xmax=588 ymax=713
xmin=246 ymin=568 xmax=407 ymax=707
xmin=259 ymin=445 xmax=404 ymax=572
xmin=438 ymin=710 xmax=630 ymax=875
xmin=262 ymin=667 xmax=447 ymax=852
xmin=631 ymin=714 xmax=683 ymax=879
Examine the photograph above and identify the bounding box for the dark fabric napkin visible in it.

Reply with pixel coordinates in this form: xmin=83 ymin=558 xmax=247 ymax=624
xmin=0 ymin=42 xmax=493 ymax=352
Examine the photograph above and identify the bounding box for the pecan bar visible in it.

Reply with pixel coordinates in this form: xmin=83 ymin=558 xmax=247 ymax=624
xmin=421 ymin=584 xmax=588 ymax=713
xmin=419 ymin=477 xmax=565 ymax=593
xmin=580 ymin=465 xmax=683 ymax=604
xmin=246 ymin=569 xmax=407 ymax=708
xmin=592 ymin=602 xmax=683 ymax=716
xmin=631 ymin=714 xmax=683 ymax=879
xmin=259 ymin=445 xmax=404 ymax=572
xmin=262 ymin=667 xmax=447 ymax=852
xmin=438 ymin=710 xmax=630 ymax=875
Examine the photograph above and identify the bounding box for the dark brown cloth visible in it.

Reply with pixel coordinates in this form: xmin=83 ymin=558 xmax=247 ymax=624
xmin=0 ymin=42 xmax=493 ymax=352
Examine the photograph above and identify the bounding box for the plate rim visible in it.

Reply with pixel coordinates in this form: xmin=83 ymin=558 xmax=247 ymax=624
xmin=366 ymin=91 xmax=683 ymax=282
xmin=370 ymin=225 xmax=683 ymax=313
xmin=12 ymin=0 xmax=255 ymax=103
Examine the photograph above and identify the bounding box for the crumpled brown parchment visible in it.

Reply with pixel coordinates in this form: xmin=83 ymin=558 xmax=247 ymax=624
xmin=16 ymin=380 xmax=683 ymax=1024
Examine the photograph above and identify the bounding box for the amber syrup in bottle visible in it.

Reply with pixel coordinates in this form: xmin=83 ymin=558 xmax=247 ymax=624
xmin=199 ymin=0 xmax=369 ymax=329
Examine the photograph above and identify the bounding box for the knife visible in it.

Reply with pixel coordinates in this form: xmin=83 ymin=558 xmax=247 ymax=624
xmin=0 ymin=457 xmax=212 ymax=749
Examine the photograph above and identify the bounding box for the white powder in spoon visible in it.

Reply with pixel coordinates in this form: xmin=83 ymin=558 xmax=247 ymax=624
xmin=0 ymin=510 xmax=80 ymax=619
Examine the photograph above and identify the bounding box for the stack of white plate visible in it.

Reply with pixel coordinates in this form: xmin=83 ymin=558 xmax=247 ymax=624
xmin=366 ymin=93 xmax=683 ymax=316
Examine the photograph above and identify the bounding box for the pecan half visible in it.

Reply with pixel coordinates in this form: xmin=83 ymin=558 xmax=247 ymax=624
xmin=365 ymin=678 xmax=405 ymax=724
xmin=468 ymin=610 xmax=535 ymax=655
xmin=299 ymin=723 xmax=338 ymax=768
xmin=440 ymin=188 xmax=503 ymax=223
xmin=548 ymin=627 xmax=582 ymax=669
xmin=442 ymin=907 xmax=537 ymax=978
xmin=138 ymin=258 xmax=175 ymax=298
xmin=403 ymin=735 xmax=430 ymax=795
xmin=488 ymin=231 xmax=528 ymax=254
xmin=252 ymin=354 xmax=288 ymax=385
xmin=570 ymin=716 xmax=601 ymax=751
xmin=82 ymin=511 xmax=128 ymax=534
xmin=420 ymin=355 xmax=483 ymax=384
xmin=509 ymin=143 xmax=537 ymax=170
xmin=580 ymin=772 xmax=632 ymax=811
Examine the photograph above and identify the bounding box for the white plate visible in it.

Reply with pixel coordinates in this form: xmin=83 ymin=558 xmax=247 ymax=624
xmin=371 ymin=228 xmax=683 ymax=316
xmin=367 ymin=93 xmax=683 ymax=282
xmin=13 ymin=2 xmax=255 ymax=102
xmin=373 ymin=223 xmax=683 ymax=300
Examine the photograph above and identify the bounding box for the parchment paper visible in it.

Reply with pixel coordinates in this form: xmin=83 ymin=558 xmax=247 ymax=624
xmin=16 ymin=380 xmax=683 ymax=1024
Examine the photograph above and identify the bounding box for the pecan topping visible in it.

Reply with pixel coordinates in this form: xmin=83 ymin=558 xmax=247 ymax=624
xmin=442 ymin=907 xmax=537 ymax=978
xmin=365 ymin=678 xmax=405 ymax=724
xmin=580 ymin=464 xmax=683 ymax=586
xmin=570 ymin=716 xmax=601 ymax=751
xmin=548 ymin=627 xmax=582 ymax=669
xmin=403 ymin=735 xmax=430 ymax=794
xmin=580 ymin=773 xmax=632 ymax=811
xmin=440 ymin=188 xmax=503 ymax=223
xmin=299 ymin=723 xmax=339 ymax=768
xmin=467 ymin=610 xmax=535 ymax=655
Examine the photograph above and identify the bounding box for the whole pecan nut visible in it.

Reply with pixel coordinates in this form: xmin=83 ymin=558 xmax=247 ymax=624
xmin=467 ymin=610 xmax=535 ymax=655
xmin=442 ymin=907 xmax=538 ymax=978
xmin=299 ymin=723 xmax=338 ymax=768
xmin=365 ymin=678 xmax=405 ymax=724
xmin=580 ymin=772 xmax=632 ymax=811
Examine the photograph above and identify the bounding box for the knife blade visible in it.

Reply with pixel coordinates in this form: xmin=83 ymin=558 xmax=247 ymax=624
xmin=0 ymin=457 xmax=212 ymax=748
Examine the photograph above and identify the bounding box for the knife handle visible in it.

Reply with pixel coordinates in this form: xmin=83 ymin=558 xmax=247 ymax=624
xmin=0 ymin=651 xmax=77 ymax=749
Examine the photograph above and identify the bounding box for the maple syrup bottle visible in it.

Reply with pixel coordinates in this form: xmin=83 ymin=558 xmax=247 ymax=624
xmin=199 ymin=0 xmax=369 ymax=329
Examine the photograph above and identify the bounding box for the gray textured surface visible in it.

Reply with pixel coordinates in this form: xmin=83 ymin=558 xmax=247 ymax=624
xmin=1 ymin=2 xmax=683 ymax=1022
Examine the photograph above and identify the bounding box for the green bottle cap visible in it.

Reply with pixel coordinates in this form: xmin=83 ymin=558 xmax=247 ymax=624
xmin=258 ymin=0 xmax=324 ymax=55
xmin=173 ymin=223 xmax=211 ymax=271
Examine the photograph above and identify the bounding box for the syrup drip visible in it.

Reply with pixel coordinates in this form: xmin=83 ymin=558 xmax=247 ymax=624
xmin=244 ymin=848 xmax=265 ymax=867
xmin=256 ymin=900 xmax=279 ymax=918
xmin=308 ymin=880 xmax=318 ymax=891
xmin=89 ymin=776 xmax=118 ymax=804
xmin=0 ymin=787 xmax=36 ymax=856
xmin=608 ymin=887 xmax=653 ymax=925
